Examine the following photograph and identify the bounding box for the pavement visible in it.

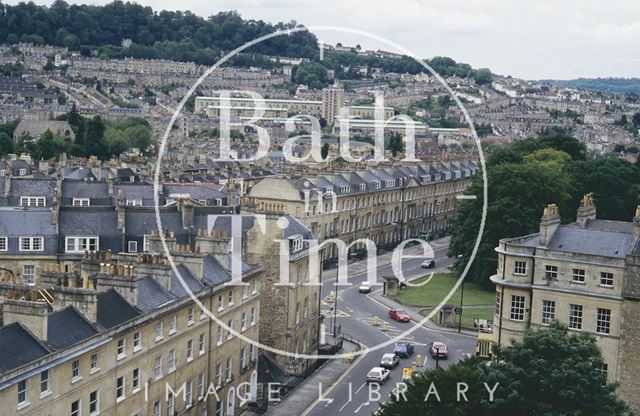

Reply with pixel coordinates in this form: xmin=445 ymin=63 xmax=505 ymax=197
xmin=265 ymin=336 xmax=363 ymax=416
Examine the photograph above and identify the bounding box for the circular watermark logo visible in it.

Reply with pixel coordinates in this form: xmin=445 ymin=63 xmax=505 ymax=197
xmin=153 ymin=25 xmax=488 ymax=360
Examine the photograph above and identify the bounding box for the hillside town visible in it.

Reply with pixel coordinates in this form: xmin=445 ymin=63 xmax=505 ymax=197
xmin=0 ymin=2 xmax=639 ymax=416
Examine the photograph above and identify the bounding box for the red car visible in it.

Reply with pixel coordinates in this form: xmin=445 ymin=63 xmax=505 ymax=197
xmin=429 ymin=342 xmax=448 ymax=359
xmin=388 ymin=308 xmax=410 ymax=322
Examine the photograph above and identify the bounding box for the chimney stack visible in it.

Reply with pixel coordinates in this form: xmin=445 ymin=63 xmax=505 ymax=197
xmin=539 ymin=203 xmax=561 ymax=247
xmin=576 ymin=193 xmax=596 ymax=227
xmin=3 ymin=299 xmax=49 ymax=341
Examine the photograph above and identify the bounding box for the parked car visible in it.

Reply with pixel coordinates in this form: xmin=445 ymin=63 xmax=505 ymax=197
xmin=366 ymin=367 xmax=391 ymax=383
xmin=388 ymin=308 xmax=410 ymax=322
xmin=380 ymin=353 xmax=400 ymax=369
xmin=394 ymin=342 xmax=415 ymax=358
xmin=421 ymin=258 xmax=435 ymax=268
xmin=429 ymin=341 xmax=448 ymax=359
xmin=358 ymin=281 xmax=373 ymax=293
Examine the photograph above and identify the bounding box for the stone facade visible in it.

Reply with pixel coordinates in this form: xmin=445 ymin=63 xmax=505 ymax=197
xmin=491 ymin=196 xmax=640 ymax=411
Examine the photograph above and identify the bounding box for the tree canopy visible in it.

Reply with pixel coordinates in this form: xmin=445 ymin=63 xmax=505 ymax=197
xmin=449 ymin=130 xmax=640 ymax=283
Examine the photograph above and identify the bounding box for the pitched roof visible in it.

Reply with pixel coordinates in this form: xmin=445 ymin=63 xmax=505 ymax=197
xmin=0 ymin=323 xmax=50 ymax=372
xmin=96 ymin=289 xmax=141 ymax=329
xmin=47 ymin=306 xmax=100 ymax=349
xmin=136 ymin=276 xmax=176 ymax=312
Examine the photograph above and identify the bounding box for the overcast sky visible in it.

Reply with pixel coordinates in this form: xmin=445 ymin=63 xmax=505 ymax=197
xmin=9 ymin=0 xmax=640 ymax=79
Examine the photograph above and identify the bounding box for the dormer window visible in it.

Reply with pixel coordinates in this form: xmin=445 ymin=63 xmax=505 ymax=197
xmin=72 ymin=198 xmax=90 ymax=207
xmin=385 ymin=180 xmax=395 ymax=188
xmin=373 ymin=181 xmax=381 ymax=189
xmin=19 ymin=168 xmax=26 ymax=176
xmin=340 ymin=186 xmax=351 ymax=194
xmin=324 ymin=187 xmax=334 ymax=196
xmin=66 ymin=237 xmax=99 ymax=253
xmin=126 ymin=199 xmax=142 ymax=206
xmin=0 ymin=169 xmax=5 ymax=176
xmin=444 ymin=172 xmax=452 ymax=180
xmin=434 ymin=174 xmax=442 ymax=181
xmin=289 ymin=235 xmax=303 ymax=253
xmin=421 ymin=175 xmax=431 ymax=183
xmin=359 ymin=184 xmax=366 ymax=191
xmin=20 ymin=196 xmax=46 ymax=207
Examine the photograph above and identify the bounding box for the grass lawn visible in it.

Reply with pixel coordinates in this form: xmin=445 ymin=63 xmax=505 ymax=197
xmin=394 ymin=273 xmax=495 ymax=329
xmin=394 ymin=273 xmax=495 ymax=308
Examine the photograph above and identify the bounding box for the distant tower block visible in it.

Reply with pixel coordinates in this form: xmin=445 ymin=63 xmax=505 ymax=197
xmin=321 ymin=86 xmax=343 ymax=126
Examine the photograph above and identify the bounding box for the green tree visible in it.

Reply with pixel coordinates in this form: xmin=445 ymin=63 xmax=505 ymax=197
xmin=450 ymin=159 xmax=572 ymax=283
xmin=321 ymin=142 xmax=329 ymax=160
xmin=487 ymin=322 xmax=628 ymax=415
xmin=387 ymin=132 xmax=404 ymax=158
xmin=567 ymin=157 xmax=640 ymax=221
xmin=0 ymin=132 xmax=15 ymax=156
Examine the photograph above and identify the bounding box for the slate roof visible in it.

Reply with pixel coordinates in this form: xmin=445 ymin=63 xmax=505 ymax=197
xmin=0 ymin=323 xmax=50 ymax=372
xmin=136 ymin=276 xmax=176 ymax=312
xmin=47 ymin=306 xmax=100 ymax=349
xmin=96 ymin=289 xmax=141 ymax=329
xmin=520 ymin=224 xmax=634 ymax=258
xmin=170 ymin=265 xmax=206 ymax=298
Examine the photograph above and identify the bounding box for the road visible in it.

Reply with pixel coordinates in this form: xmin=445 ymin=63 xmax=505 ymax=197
xmin=306 ymin=238 xmax=477 ymax=415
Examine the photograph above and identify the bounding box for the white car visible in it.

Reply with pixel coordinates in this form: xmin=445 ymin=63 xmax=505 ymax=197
xmin=421 ymin=258 xmax=435 ymax=268
xmin=358 ymin=281 xmax=373 ymax=293
xmin=366 ymin=366 xmax=391 ymax=383
xmin=380 ymin=353 xmax=400 ymax=369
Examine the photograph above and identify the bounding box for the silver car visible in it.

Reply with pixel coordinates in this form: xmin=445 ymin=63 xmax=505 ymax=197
xmin=380 ymin=353 xmax=400 ymax=368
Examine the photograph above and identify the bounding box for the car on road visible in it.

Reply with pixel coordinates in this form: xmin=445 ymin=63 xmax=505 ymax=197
xmin=429 ymin=341 xmax=448 ymax=359
xmin=380 ymin=353 xmax=400 ymax=369
xmin=421 ymin=258 xmax=436 ymax=268
xmin=358 ymin=281 xmax=373 ymax=293
xmin=388 ymin=308 xmax=410 ymax=322
xmin=366 ymin=367 xmax=391 ymax=383
xmin=394 ymin=342 xmax=415 ymax=358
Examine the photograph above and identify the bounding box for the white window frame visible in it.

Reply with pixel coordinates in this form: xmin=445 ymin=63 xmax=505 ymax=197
xmin=39 ymin=370 xmax=50 ymax=396
xmin=72 ymin=198 xmax=90 ymax=207
xmin=0 ymin=236 xmax=7 ymax=251
xmin=545 ymin=265 xmax=558 ymax=281
xmin=71 ymin=359 xmax=81 ymax=382
xmin=495 ymin=291 xmax=501 ymax=317
xmin=541 ymin=300 xmax=555 ymax=325
xmin=116 ymin=376 xmax=125 ymax=401
xmin=23 ymin=264 xmax=35 ymax=285
xmin=569 ymin=304 xmax=583 ymax=330
xmin=71 ymin=399 xmax=81 ymax=416
xmin=19 ymin=196 xmax=46 ymax=207
xmin=167 ymin=349 xmax=176 ymax=372
xmin=116 ymin=338 xmax=126 ymax=360
xmin=17 ymin=379 xmax=28 ymax=408
xmin=155 ymin=321 xmax=163 ymax=341
xmin=600 ymin=272 xmax=614 ymax=287
xmin=65 ymin=236 xmax=99 ymax=253
xmin=133 ymin=332 xmax=141 ymax=352
xmin=513 ymin=260 xmax=527 ymax=275
xmin=187 ymin=307 xmax=195 ymax=325
xmin=19 ymin=236 xmax=44 ymax=252
xmin=127 ymin=241 xmax=138 ymax=253
xmin=572 ymin=268 xmax=586 ymax=283
xmin=168 ymin=315 xmax=177 ymax=335
xmin=596 ymin=308 xmax=611 ymax=334
xmin=510 ymin=295 xmax=525 ymax=321
xmin=89 ymin=390 xmax=99 ymax=416
xmin=187 ymin=339 xmax=194 ymax=362
xmin=132 ymin=368 xmax=140 ymax=392
xmin=154 ymin=356 xmax=162 ymax=380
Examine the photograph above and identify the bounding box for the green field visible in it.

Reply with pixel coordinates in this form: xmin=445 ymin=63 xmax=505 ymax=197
xmin=394 ymin=273 xmax=495 ymax=328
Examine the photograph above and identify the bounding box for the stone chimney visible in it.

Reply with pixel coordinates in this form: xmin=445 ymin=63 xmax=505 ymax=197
xmin=180 ymin=198 xmax=195 ymax=229
xmin=539 ymin=203 xmax=561 ymax=247
xmin=633 ymin=205 xmax=640 ymax=243
xmin=3 ymin=171 xmax=10 ymax=197
xmin=3 ymin=299 xmax=50 ymax=341
xmin=576 ymin=193 xmax=596 ymax=227
xmin=107 ymin=169 xmax=113 ymax=196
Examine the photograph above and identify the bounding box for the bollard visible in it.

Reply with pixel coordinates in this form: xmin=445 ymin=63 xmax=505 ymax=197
xmin=416 ymin=354 xmax=423 ymax=367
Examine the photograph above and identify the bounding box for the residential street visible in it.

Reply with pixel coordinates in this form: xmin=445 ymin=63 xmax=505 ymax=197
xmin=304 ymin=238 xmax=478 ymax=415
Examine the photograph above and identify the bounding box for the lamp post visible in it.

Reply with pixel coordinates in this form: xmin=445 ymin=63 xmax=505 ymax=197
xmin=458 ymin=280 xmax=465 ymax=333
